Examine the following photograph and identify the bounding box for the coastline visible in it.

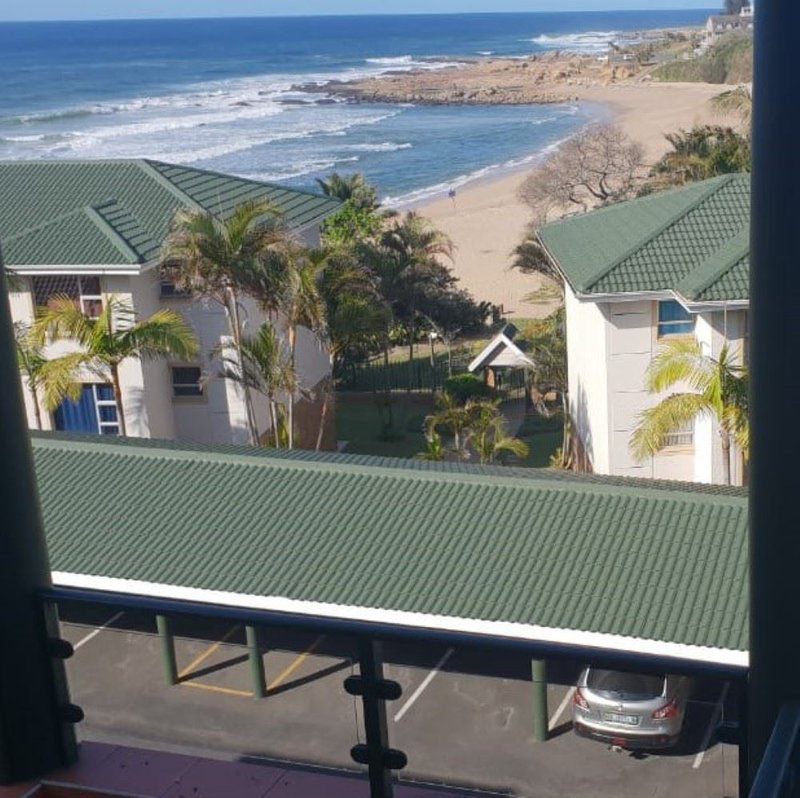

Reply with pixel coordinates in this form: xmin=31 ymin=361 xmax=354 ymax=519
xmin=409 ymin=80 xmax=727 ymax=319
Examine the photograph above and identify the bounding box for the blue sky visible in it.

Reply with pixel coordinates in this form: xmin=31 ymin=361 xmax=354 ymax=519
xmin=0 ymin=1 xmax=715 ymax=23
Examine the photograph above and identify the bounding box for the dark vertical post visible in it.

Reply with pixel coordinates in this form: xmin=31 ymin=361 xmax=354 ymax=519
xmin=531 ymin=659 xmax=549 ymax=742
xmin=358 ymin=640 xmax=394 ymax=798
xmin=0 ymin=256 xmax=78 ymax=783
xmin=748 ymin=0 xmax=800 ymax=787
xmin=246 ymin=625 xmax=267 ymax=699
xmin=156 ymin=615 xmax=178 ymax=686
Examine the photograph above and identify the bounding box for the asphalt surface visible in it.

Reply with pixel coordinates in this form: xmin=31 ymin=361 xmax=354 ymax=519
xmin=56 ymin=602 xmax=741 ymax=798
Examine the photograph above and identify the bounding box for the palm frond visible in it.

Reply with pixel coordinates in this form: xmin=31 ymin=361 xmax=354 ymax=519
xmin=38 ymin=352 xmax=91 ymax=410
xmin=630 ymin=392 xmax=712 ymax=461
xmin=118 ymin=309 xmax=199 ymax=362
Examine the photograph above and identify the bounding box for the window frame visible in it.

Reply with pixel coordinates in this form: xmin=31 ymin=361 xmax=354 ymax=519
xmin=662 ymin=420 xmax=695 ymax=449
xmin=171 ymin=365 xmax=205 ymax=401
xmin=92 ymin=384 xmax=120 ymax=435
xmin=32 ymin=274 xmax=105 ymax=319
xmin=656 ymin=299 xmax=695 ymax=338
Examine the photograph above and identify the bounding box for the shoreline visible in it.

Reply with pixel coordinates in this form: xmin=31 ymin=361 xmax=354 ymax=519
xmin=407 ymin=80 xmax=728 ymax=320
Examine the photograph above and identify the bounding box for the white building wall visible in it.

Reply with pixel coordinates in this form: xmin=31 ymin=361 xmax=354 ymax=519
xmin=565 ymin=284 xmax=610 ymax=472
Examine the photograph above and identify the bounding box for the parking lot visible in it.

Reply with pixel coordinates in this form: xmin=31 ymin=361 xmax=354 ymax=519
xmin=57 ymin=602 xmax=740 ymax=798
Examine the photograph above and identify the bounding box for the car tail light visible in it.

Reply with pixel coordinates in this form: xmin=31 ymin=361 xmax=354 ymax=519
xmin=573 ymin=688 xmax=590 ymax=710
xmin=652 ymin=700 xmax=679 ymax=720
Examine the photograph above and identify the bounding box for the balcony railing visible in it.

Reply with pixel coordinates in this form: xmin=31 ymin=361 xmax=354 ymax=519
xmin=749 ymin=704 xmax=800 ymax=798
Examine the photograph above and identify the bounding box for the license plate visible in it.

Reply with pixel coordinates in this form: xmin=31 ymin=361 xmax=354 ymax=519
xmin=602 ymin=712 xmax=639 ymax=726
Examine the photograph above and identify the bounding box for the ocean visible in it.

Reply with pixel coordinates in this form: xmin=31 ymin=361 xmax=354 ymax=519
xmin=0 ymin=10 xmax=712 ymax=205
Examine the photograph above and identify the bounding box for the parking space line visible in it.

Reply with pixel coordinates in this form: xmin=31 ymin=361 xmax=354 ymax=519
xmin=73 ymin=611 xmax=125 ymax=651
xmin=549 ymin=687 xmax=576 ymax=732
xmin=393 ymin=647 xmax=454 ymax=723
xmin=267 ymin=635 xmax=325 ymax=691
xmin=182 ymin=681 xmax=253 ymax=698
xmin=178 ymin=624 xmax=241 ymax=681
xmin=692 ymin=682 xmax=730 ymax=770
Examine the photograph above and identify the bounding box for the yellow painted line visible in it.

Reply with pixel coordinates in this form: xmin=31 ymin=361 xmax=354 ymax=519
xmin=178 ymin=624 xmax=241 ymax=680
xmin=268 ymin=635 xmax=325 ymax=691
xmin=182 ymin=681 xmax=253 ymax=698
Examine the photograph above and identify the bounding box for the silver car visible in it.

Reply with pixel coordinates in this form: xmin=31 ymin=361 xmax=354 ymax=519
xmin=572 ymin=668 xmax=691 ymax=749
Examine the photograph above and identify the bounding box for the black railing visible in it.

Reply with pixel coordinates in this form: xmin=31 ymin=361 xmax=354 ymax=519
xmin=750 ymin=704 xmax=800 ymax=797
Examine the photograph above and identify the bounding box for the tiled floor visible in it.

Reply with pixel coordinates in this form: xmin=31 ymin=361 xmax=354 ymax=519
xmin=0 ymin=742 xmax=474 ymax=798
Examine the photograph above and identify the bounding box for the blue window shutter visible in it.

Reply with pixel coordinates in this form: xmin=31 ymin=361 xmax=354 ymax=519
xmin=54 ymin=385 xmax=97 ymax=433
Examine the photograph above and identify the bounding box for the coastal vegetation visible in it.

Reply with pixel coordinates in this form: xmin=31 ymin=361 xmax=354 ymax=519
xmin=653 ymin=32 xmax=752 ymax=84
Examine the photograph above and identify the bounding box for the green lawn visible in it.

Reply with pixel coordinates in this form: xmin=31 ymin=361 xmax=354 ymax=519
xmin=336 ymin=393 xmax=563 ymax=467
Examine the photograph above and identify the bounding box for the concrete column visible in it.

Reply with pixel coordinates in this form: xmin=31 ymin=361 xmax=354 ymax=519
xmin=748 ymin=0 xmax=800 ymax=788
xmin=531 ymin=659 xmax=548 ymax=742
xmin=0 ymin=257 xmax=78 ymax=783
xmin=156 ymin=615 xmax=178 ymax=686
xmin=246 ymin=625 xmax=267 ymax=699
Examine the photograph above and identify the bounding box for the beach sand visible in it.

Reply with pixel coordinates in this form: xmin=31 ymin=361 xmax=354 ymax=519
xmin=415 ymin=81 xmax=729 ymax=319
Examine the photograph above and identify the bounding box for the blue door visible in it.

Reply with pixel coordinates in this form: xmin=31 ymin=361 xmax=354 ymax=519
xmin=54 ymin=384 xmax=120 ymax=435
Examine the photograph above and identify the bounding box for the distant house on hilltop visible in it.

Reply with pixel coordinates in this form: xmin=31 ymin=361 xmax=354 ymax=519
xmin=704 ymin=8 xmax=754 ymax=46
xmin=0 ymin=159 xmax=340 ymax=445
xmin=539 ymin=174 xmax=749 ymax=486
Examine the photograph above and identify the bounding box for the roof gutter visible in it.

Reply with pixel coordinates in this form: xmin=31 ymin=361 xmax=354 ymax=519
xmin=42 ymin=582 xmax=748 ymax=681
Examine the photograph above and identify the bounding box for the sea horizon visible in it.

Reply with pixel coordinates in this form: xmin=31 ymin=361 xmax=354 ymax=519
xmin=0 ymin=9 xmax=714 ymax=205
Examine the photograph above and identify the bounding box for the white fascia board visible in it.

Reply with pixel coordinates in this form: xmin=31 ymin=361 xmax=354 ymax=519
xmin=8 ymin=264 xmax=145 ymax=277
xmin=468 ymin=333 xmax=535 ymax=372
xmin=51 ymin=571 xmax=748 ymax=669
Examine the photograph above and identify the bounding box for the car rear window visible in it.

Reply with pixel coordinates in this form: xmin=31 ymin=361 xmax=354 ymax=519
xmin=586 ymin=669 xmax=665 ymax=699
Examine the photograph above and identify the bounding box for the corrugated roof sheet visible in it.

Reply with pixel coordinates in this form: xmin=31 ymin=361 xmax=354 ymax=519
xmin=539 ymin=174 xmax=750 ymax=304
xmin=0 ymin=160 xmax=341 ymax=268
xmin=31 ymin=434 xmax=749 ymax=655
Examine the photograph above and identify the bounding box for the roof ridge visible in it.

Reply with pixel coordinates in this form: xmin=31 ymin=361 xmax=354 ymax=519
xmin=580 ymin=175 xmax=736 ymax=293
xmin=30 ymin=434 xmax=748 ymax=506
xmin=136 ymin=159 xmax=205 ymax=213
xmin=85 ymin=200 xmax=144 ymax=264
xmin=143 ymin=159 xmax=340 ymax=204
xmin=676 ymin=226 xmax=750 ymax=301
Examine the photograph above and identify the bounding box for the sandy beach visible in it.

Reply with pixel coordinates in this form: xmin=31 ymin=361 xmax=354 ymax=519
xmin=414 ymin=81 xmax=729 ymax=319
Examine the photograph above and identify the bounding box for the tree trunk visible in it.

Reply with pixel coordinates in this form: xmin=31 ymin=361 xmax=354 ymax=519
xmin=30 ymin=384 xmax=42 ymax=430
xmin=721 ymin=430 xmax=732 ymax=486
xmin=227 ymin=288 xmax=258 ymax=446
xmin=110 ymin=362 xmax=127 ymax=437
xmin=315 ymin=375 xmax=332 ymax=452
xmin=288 ymin=324 xmax=296 ymax=449
xmin=408 ymin=317 xmax=415 ymax=362
xmin=268 ymin=396 xmax=280 ymax=448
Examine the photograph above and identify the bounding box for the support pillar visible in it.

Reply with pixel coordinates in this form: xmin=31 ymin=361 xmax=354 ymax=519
xmin=0 ymin=253 xmax=78 ymax=783
xmin=246 ymin=625 xmax=267 ymax=699
xmin=531 ymin=659 xmax=549 ymax=742
xmin=748 ymin=0 xmax=800 ymax=789
xmin=156 ymin=615 xmax=178 ymax=686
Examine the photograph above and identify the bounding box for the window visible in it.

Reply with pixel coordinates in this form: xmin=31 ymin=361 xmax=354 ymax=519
xmin=53 ymin=384 xmax=120 ymax=436
xmin=664 ymin=420 xmax=694 ymax=448
xmin=32 ymin=275 xmax=104 ymax=319
xmin=172 ymin=366 xmax=203 ymax=398
xmin=657 ymin=300 xmax=694 ymax=337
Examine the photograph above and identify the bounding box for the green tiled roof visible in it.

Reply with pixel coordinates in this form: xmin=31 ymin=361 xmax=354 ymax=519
xmin=0 ymin=159 xmax=341 ymax=268
xmin=539 ymin=174 xmax=750 ymax=303
xmin=31 ymin=434 xmax=749 ymax=656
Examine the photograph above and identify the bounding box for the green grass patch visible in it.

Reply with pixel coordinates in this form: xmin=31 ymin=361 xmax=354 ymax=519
xmin=515 ymin=412 xmax=564 ymax=468
xmin=652 ymin=33 xmax=752 ymax=84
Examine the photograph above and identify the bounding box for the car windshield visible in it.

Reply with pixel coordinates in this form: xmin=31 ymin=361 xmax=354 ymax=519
xmin=586 ymin=669 xmax=665 ymax=700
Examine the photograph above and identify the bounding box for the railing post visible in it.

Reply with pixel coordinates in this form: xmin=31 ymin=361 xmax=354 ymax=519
xmin=156 ymin=615 xmax=178 ymax=686
xmin=246 ymin=625 xmax=267 ymax=699
xmin=0 ymin=253 xmax=79 ymax=783
xmin=748 ymin=0 xmax=800 ymax=789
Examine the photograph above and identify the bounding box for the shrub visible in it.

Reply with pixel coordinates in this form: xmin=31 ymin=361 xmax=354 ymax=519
xmin=443 ymin=374 xmax=493 ymax=404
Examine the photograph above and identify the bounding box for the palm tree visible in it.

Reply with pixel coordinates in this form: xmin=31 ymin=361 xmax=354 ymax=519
xmin=273 ymin=243 xmax=327 ymax=449
xmin=630 ymin=339 xmax=749 ymax=485
xmin=33 ymin=296 xmax=198 ymax=437
xmin=465 ymin=399 xmax=530 ymax=465
xmin=219 ymin=323 xmax=295 ymax=448
xmin=15 ymin=322 xmax=74 ymax=429
xmin=425 ymin=391 xmax=473 ymax=455
xmin=316 ymin=172 xmax=380 ymax=212
xmin=363 ymin=212 xmax=454 ymax=362
xmin=162 ymin=200 xmax=285 ymax=444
